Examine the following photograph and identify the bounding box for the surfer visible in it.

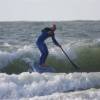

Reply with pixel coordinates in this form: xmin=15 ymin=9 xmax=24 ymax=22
xmin=36 ymin=24 xmax=61 ymax=67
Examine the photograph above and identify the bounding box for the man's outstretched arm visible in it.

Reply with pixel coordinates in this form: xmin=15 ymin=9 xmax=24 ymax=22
xmin=51 ymin=34 xmax=61 ymax=47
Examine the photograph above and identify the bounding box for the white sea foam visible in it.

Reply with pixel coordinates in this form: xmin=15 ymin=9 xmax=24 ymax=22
xmin=21 ymin=88 xmax=100 ymax=100
xmin=3 ymin=43 xmax=11 ymax=47
xmin=0 ymin=72 xmax=100 ymax=99
xmin=0 ymin=45 xmax=35 ymax=69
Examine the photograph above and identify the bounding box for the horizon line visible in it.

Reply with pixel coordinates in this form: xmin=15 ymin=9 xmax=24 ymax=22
xmin=0 ymin=19 xmax=100 ymax=22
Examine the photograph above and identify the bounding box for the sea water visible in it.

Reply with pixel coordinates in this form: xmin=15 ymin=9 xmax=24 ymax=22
xmin=0 ymin=21 xmax=100 ymax=99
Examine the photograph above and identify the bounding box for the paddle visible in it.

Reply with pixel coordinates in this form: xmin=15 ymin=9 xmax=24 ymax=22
xmin=60 ymin=47 xmax=80 ymax=70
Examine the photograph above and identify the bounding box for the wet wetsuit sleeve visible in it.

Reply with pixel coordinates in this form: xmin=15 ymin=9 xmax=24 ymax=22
xmin=51 ymin=34 xmax=60 ymax=46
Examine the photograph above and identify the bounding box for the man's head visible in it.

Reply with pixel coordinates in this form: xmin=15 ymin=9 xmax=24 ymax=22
xmin=51 ymin=24 xmax=56 ymax=32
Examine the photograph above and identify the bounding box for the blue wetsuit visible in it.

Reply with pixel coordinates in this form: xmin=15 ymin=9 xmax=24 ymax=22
xmin=36 ymin=27 xmax=60 ymax=65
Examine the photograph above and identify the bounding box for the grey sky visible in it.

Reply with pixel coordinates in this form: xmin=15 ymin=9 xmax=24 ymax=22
xmin=0 ymin=0 xmax=100 ymax=21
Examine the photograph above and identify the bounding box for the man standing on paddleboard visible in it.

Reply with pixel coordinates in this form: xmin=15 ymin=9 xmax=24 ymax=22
xmin=36 ymin=24 xmax=61 ymax=67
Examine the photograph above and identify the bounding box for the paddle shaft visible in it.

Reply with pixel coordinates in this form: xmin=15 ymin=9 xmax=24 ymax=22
xmin=60 ymin=47 xmax=79 ymax=70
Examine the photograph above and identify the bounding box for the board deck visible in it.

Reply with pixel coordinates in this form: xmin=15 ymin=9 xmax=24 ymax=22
xmin=26 ymin=60 xmax=56 ymax=73
xmin=32 ymin=65 xmax=56 ymax=73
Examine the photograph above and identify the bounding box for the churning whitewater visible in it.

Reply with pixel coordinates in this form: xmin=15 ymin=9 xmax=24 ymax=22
xmin=0 ymin=72 xmax=100 ymax=99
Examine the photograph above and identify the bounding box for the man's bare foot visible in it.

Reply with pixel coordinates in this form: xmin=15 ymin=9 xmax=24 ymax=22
xmin=40 ymin=64 xmax=48 ymax=67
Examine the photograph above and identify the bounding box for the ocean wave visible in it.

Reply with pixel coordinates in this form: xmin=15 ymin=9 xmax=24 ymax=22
xmin=0 ymin=41 xmax=100 ymax=74
xmin=0 ymin=72 xmax=100 ymax=99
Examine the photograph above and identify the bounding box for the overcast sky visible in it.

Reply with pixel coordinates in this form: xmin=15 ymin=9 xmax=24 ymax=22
xmin=0 ymin=0 xmax=100 ymax=21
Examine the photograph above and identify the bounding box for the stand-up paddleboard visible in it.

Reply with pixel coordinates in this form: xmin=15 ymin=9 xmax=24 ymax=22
xmin=33 ymin=63 xmax=56 ymax=73
xmin=26 ymin=61 xmax=55 ymax=73
xmin=33 ymin=65 xmax=56 ymax=73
